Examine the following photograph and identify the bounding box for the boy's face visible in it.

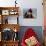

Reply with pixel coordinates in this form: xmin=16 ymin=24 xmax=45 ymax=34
xmin=27 ymin=11 xmax=32 ymax=16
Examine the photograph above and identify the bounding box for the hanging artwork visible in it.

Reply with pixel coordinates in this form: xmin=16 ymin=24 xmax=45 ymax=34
xmin=23 ymin=8 xmax=37 ymax=19
xmin=2 ymin=10 xmax=9 ymax=15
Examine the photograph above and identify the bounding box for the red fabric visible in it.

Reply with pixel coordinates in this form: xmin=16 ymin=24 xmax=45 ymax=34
xmin=21 ymin=28 xmax=41 ymax=46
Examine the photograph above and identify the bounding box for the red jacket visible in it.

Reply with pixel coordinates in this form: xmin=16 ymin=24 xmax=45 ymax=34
xmin=21 ymin=28 xmax=41 ymax=46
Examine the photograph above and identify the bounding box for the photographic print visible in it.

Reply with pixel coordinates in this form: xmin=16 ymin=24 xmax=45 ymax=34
xmin=2 ymin=10 xmax=9 ymax=15
xmin=23 ymin=8 xmax=37 ymax=19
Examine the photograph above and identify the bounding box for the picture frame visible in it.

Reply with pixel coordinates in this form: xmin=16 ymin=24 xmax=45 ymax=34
xmin=2 ymin=10 xmax=9 ymax=15
xmin=23 ymin=8 xmax=37 ymax=19
xmin=9 ymin=10 xmax=18 ymax=15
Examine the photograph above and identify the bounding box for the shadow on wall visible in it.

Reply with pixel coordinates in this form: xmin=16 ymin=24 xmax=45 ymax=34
xmin=18 ymin=26 xmax=43 ymax=44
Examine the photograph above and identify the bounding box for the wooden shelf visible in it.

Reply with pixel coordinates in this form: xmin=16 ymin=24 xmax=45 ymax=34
xmin=0 ymin=7 xmax=19 ymax=24
xmin=2 ymin=40 xmax=19 ymax=42
xmin=0 ymin=40 xmax=19 ymax=46
xmin=0 ymin=7 xmax=20 ymax=46
xmin=0 ymin=7 xmax=19 ymax=10
xmin=0 ymin=24 xmax=20 ymax=32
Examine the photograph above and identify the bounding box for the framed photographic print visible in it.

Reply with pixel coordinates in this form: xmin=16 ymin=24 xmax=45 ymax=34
xmin=9 ymin=10 xmax=18 ymax=15
xmin=23 ymin=8 xmax=37 ymax=19
xmin=9 ymin=10 xmax=15 ymax=15
xmin=2 ymin=10 xmax=9 ymax=15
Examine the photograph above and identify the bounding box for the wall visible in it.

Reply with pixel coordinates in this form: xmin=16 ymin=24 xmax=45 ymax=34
xmin=18 ymin=0 xmax=43 ymax=26
xmin=0 ymin=0 xmax=44 ymax=26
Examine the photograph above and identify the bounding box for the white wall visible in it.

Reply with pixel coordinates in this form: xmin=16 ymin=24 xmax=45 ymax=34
xmin=18 ymin=0 xmax=44 ymax=26
xmin=0 ymin=0 xmax=43 ymax=26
